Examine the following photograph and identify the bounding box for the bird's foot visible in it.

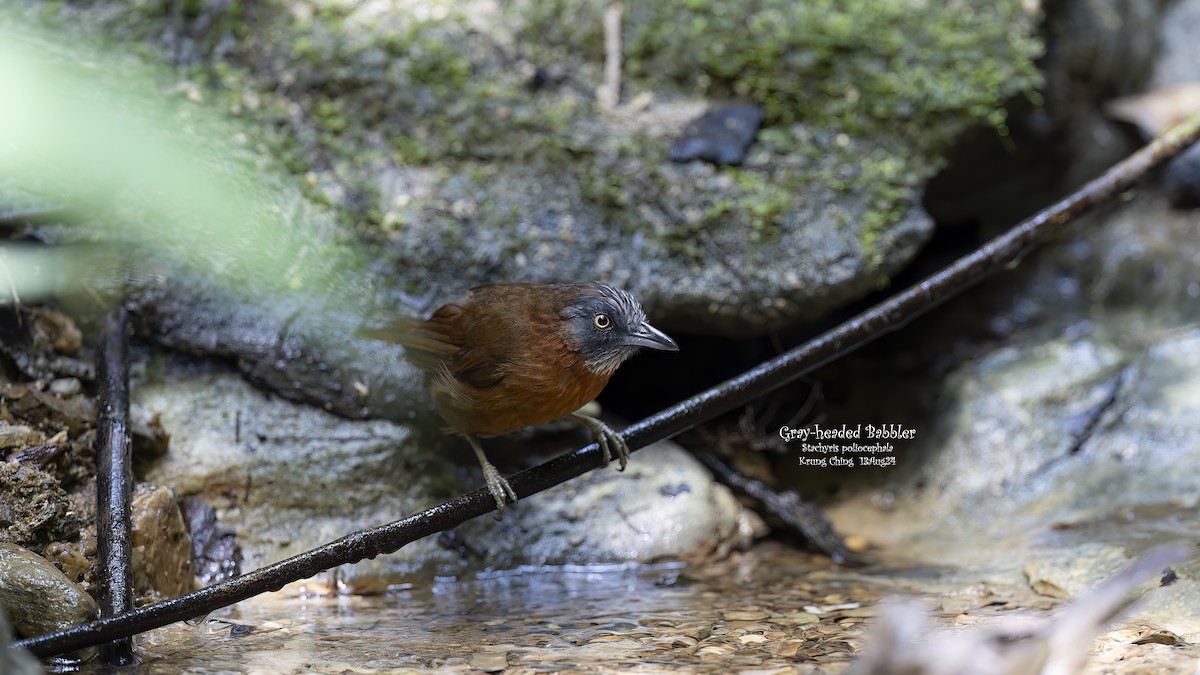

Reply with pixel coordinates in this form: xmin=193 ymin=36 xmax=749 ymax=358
xmin=481 ymin=461 xmax=519 ymax=519
xmin=468 ymin=436 xmax=519 ymax=518
xmin=571 ymin=413 xmax=629 ymax=471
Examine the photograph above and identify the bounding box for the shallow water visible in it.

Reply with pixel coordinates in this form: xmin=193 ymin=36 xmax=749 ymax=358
xmin=62 ymin=538 xmax=1200 ymax=674
xmin=71 ymin=548 xmax=880 ymax=673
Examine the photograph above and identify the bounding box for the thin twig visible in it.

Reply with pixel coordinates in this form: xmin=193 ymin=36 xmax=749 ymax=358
xmin=692 ymin=450 xmax=852 ymax=564
xmin=94 ymin=307 xmax=135 ymax=665
xmin=12 ymin=111 xmax=1200 ymax=660
xmin=596 ymin=1 xmax=624 ymax=109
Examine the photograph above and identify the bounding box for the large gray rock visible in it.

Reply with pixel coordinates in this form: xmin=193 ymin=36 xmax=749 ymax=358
xmin=6 ymin=0 xmax=1042 ymax=335
xmin=816 ymin=0 xmax=1200 ymax=592
xmin=825 ymin=327 xmax=1199 ymax=546
xmin=797 ymin=3 xmax=1200 ymax=643
xmin=1 ymin=1 xmax=1045 ymax=430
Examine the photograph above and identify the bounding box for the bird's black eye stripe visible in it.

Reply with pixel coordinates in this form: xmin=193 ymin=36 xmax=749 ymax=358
xmin=593 ymin=313 xmax=612 ymax=330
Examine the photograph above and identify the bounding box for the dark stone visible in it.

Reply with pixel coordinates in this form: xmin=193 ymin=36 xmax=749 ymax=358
xmin=181 ymin=497 xmax=242 ymax=586
xmin=1165 ymin=145 xmax=1200 ymax=209
xmin=668 ymin=104 xmax=764 ymax=166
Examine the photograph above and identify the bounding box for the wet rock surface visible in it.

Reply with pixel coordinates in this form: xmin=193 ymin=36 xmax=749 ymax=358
xmin=131 ymin=358 xmax=432 ymax=587
xmin=6 ymin=0 xmax=1042 ymax=338
xmin=456 ymin=442 xmax=755 ymax=569
xmin=182 ymin=496 xmax=242 ymax=587
xmin=0 ymin=542 xmax=97 ymax=638
xmin=131 ymin=482 xmax=194 ymax=602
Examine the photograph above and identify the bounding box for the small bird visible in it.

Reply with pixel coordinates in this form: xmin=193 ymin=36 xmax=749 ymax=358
xmin=361 ymin=282 xmax=679 ymax=515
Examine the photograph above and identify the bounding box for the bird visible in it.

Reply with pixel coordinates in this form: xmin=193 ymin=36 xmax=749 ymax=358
xmin=360 ymin=281 xmax=679 ymax=516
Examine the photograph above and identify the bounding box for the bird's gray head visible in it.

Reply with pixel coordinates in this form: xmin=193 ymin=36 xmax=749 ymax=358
xmin=559 ymin=282 xmax=679 ymax=375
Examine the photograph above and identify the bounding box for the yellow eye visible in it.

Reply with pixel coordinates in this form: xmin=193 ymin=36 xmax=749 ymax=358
xmin=593 ymin=313 xmax=612 ymax=330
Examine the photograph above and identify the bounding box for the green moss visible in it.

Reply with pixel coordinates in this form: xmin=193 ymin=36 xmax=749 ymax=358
xmin=315 ymin=98 xmax=347 ymax=135
xmin=641 ymin=1 xmax=1039 ymax=147
xmin=515 ymin=0 xmax=1041 ymax=155
xmin=405 ymin=38 xmax=470 ymax=91
xmin=592 ymin=148 xmax=796 ymax=260
xmin=847 ymin=145 xmax=920 ymax=270
xmin=21 ymin=0 xmax=1041 ymax=273
xmin=573 ymin=133 xmax=666 ymax=215
xmin=505 ymin=0 xmax=1041 ymax=266
xmin=735 ymin=171 xmax=790 ymax=242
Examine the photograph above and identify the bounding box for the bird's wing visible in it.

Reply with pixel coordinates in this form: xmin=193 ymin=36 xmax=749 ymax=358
xmin=357 ymin=308 xmax=462 ymax=373
xmin=450 ymin=344 xmax=508 ymax=389
xmin=442 ymin=290 xmax=512 ymax=389
xmin=359 ymin=301 xmax=510 ymax=389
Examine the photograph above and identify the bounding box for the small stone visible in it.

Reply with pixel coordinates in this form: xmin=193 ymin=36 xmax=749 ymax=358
xmin=181 ymin=497 xmax=241 ymax=586
xmin=723 ymin=608 xmax=770 ymax=621
xmin=697 ymin=644 xmax=734 ymax=656
xmin=43 ymin=540 xmax=93 ymax=588
xmin=837 ymin=606 xmax=881 ymax=618
xmin=843 ymin=535 xmax=870 ymax=553
xmin=48 ymin=378 xmax=81 ymax=397
xmin=32 ymin=307 xmax=83 ymax=355
xmin=131 ymin=483 xmax=195 ymax=601
xmin=772 ymin=638 xmax=807 ymax=658
xmin=668 ymin=104 xmax=764 ymax=166
xmin=468 ymin=650 xmax=509 ymax=672
xmin=0 ymin=422 xmax=42 ymax=451
xmin=778 ymin=612 xmax=820 ymax=626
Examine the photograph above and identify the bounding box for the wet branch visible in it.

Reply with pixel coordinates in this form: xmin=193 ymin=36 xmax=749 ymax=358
xmin=692 ymin=450 xmax=853 ymax=565
xmin=13 ymin=111 xmax=1200 ymax=659
xmin=94 ymin=307 xmax=135 ymax=665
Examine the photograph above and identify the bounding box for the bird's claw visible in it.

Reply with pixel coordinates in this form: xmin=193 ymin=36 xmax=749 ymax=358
xmin=469 ymin=437 xmax=518 ymax=519
xmin=481 ymin=462 xmax=519 ymax=519
xmin=573 ymin=413 xmax=629 ymax=471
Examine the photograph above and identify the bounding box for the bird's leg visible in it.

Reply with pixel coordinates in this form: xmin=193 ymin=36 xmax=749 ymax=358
xmin=466 ymin=435 xmax=518 ymax=517
xmin=570 ymin=412 xmax=629 ymax=471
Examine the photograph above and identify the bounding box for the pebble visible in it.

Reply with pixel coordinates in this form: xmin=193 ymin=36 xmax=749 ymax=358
xmin=843 ymin=534 xmax=870 ymax=553
xmin=771 ymin=638 xmax=808 ymax=658
xmin=49 ymin=378 xmax=82 ymax=397
xmin=468 ymin=650 xmax=509 ymax=672
xmin=131 ymin=483 xmax=195 ymax=599
xmin=668 ymin=104 xmax=764 ymax=166
xmin=723 ymin=608 xmax=770 ymax=621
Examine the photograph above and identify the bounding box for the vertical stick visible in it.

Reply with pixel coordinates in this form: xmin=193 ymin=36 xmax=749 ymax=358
xmin=94 ymin=306 xmax=135 ymax=665
xmin=597 ymin=1 xmax=624 ymax=110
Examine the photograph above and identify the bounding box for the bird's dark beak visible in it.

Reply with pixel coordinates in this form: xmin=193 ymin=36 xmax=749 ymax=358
xmin=622 ymin=321 xmax=679 ymax=351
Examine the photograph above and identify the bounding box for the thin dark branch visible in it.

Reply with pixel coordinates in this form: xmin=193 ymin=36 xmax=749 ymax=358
xmin=13 ymin=112 xmax=1200 ymax=660
xmin=94 ymin=307 xmax=135 ymax=665
xmin=692 ymin=450 xmax=853 ymax=565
